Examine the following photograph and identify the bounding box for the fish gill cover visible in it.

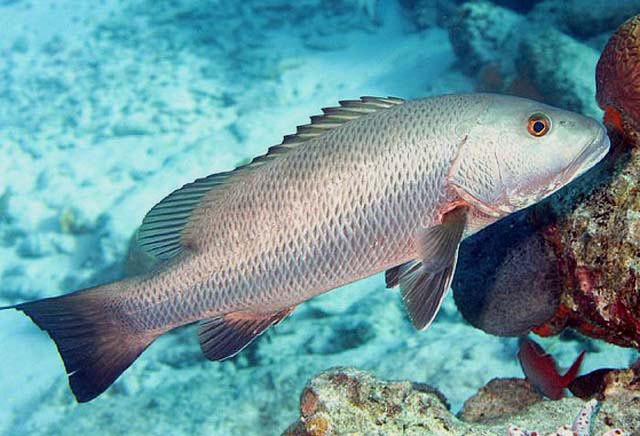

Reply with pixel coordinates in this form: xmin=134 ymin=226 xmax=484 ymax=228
xmin=0 ymin=0 xmax=638 ymax=435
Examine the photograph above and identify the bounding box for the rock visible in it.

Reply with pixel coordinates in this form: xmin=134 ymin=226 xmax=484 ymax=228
xmin=529 ymin=0 xmax=640 ymax=39
xmin=596 ymin=15 xmax=640 ymax=137
xmin=458 ymin=378 xmax=543 ymax=424
xmin=516 ymin=26 xmax=601 ymax=117
xmin=447 ymin=1 xmax=524 ymax=76
xmin=403 ymin=0 xmax=458 ymax=30
xmin=455 ymin=13 xmax=640 ymax=353
xmin=530 ymin=15 xmax=640 ymax=349
xmin=571 ymin=367 xmax=640 ymax=431
xmin=283 ymin=367 xmax=460 ymax=436
xmin=491 ymin=0 xmax=539 ymax=14
xmin=454 ymin=219 xmax=562 ymax=337
xmin=284 ymin=367 xmax=630 ymax=435
xmin=570 ymin=367 xmax=640 ymax=402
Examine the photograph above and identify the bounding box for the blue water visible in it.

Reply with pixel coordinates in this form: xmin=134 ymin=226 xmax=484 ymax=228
xmin=0 ymin=0 xmax=638 ymax=434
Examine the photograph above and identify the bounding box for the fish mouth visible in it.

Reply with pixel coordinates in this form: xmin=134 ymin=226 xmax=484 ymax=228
xmin=560 ymin=124 xmax=610 ymax=185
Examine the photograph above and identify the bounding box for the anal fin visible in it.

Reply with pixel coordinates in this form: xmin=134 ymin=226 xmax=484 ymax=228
xmin=198 ymin=307 xmax=295 ymax=361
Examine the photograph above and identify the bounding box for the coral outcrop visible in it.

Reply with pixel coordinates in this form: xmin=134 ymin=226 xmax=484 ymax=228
xmin=532 ymin=13 xmax=640 ymax=349
xmin=283 ymin=367 xmax=630 ymax=436
xmin=455 ymin=12 xmax=640 ymax=352
xmin=459 ymin=378 xmax=543 ymax=424
xmin=596 ymin=15 xmax=640 ymax=139
xmin=454 ymin=228 xmax=562 ymax=337
xmin=283 ymin=367 xmax=456 ymax=436
xmin=447 ymin=1 xmax=523 ymax=76
xmin=446 ymin=1 xmax=602 ymax=116
xmin=516 ymin=27 xmax=600 ymax=117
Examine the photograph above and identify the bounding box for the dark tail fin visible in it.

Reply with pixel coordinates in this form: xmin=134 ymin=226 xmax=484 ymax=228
xmin=560 ymin=350 xmax=586 ymax=388
xmin=2 ymin=285 xmax=156 ymax=402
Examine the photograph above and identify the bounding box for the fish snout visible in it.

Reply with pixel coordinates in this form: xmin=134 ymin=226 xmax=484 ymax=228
xmin=562 ymin=120 xmax=610 ymax=183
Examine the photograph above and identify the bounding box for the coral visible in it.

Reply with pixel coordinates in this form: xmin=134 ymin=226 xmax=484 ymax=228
xmin=447 ymin=1 xmax=523 ymax=76
xmin=284 ymin=368 xmax=632 ymax=436
xmin=528 ymin=0 xmax=640 ymax=39
xmin=459 ymin=378 xmax=543 ymax=424
xmin=456 ymin=12 xmax=640 ymax=352
xmin=507 ymin=399 xmax=627 ymax=436
xmin=530 ymin=14 xmax=640 ymax=349
xmin=404 ymin=0 xmax=457 ymax=30
xmin=596 ymin=15 xmax=640 ymax=139
xmin=283 ymin=367 xmax=457 ymax=436
xmin=516 ymin=26 xmax=601 ymax=117
xmin=445 ymin=1 xmax=602 ymax=116
xmin=454 ymin=229 xmax=562 ymax=337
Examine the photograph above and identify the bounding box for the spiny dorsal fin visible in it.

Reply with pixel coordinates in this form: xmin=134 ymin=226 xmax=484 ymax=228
xmin=282 ymin=96 xmax=405 ymax=146
xmin=137 ymin=96 xmax=405 ymax=260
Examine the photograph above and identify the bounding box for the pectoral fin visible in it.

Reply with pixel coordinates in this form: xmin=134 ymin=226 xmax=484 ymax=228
xmin=389 ymin=207 xmax=467 ymax=330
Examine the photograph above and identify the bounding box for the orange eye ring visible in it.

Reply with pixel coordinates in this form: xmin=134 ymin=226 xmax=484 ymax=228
xmin=527 ymin=114 xmax=551 ymax=137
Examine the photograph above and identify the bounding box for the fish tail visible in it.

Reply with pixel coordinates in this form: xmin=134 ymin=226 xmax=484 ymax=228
xmin=3 ymin=284 xmax=157 ymax=402
xmin=560 ymin=350 xmax=586 ymax=388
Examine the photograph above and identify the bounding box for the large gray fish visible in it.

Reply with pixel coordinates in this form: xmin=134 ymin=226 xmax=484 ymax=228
xmin=2 ymin=93 xmax=609 ymax=402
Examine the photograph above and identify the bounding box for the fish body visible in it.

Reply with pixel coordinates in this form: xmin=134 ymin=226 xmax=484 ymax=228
xmin=2 ymin=93 xmax=609 ymax=401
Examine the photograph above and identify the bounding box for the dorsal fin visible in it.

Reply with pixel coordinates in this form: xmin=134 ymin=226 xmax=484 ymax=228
xmin=281 ymin=96 xmax=404 ymax=146
xmin=136 ymin=172 xmax=232 ymax=260
xmin=136 ymin=96 xmax=405 ymax=260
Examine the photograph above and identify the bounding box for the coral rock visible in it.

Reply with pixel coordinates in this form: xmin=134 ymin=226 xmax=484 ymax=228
xmin=285 ymin=368 xmax=631 ymax=436
xmin=459 ymin=378 xmax=543 ymax=424
xmin=454 ymin=227 xmax=562 ymax=337
xmin=596 ymin=15 xmax=640 ymax=138
xmin=516 ymin=26 xmax=600 ymax=117
xmin=571 ymin=367 xmax=640 ymax=432
xmin=447 ymin=1 xmax=523 ymax=76
xmin=529 ymin=0 xmax=640 ymax=39
xmin=533 ymin=14 xmax=640 ymax=349
xmin=283 ymin=367 xmax=456 ymax=436
xmin=457 ymin=13 xmax=640 ymax=352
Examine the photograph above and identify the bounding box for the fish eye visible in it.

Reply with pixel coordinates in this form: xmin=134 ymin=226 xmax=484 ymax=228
xmin=527 ymin=113 xmax=551 ymax=137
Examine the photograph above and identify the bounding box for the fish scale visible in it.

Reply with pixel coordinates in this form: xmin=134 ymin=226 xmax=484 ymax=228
xmin=2 ymin=93 xmax=610 ymax=402
xmin=177 ymin=98 xmax=473 ymax=315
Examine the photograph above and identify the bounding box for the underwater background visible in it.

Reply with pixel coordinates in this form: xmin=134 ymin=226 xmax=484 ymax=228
xmin=1 ymin=0 xmax=639 ymax=434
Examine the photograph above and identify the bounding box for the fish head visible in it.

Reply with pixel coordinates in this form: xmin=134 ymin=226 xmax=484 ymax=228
xmin=448 ymin=94 xmax=610 ymax=217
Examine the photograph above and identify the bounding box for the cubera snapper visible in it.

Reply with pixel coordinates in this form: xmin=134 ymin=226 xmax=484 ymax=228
xmin=2 ymin=93 xmax=609 ymax=402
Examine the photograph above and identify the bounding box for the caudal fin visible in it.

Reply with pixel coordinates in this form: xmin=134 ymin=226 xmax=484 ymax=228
xmin=560 ymin=350 xmax=586 ymax=388
xmin=3 ymin=286 xmax=156 ymax=402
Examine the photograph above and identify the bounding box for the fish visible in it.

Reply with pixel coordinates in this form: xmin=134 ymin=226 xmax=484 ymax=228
xmin=517 ymin=338 xmax=586 ymax=400
xmin=1 ymin=93 xmax=610 ymax=402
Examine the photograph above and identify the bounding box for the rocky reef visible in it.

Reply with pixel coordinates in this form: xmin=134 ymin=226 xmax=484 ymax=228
xmin=444 ymin=0 xmax=640 ymax=118
xmin=283 ymin=367 xmax=634 ymax=435
xmin=530 ymin=14 xmax=640 ymax=350
xmin=450 ymin=4 xmax=640 ymax=354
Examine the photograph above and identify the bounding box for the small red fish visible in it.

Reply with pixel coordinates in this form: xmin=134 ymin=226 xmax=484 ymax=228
xmin=517 ymin=338 xmax=585 ymax=400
